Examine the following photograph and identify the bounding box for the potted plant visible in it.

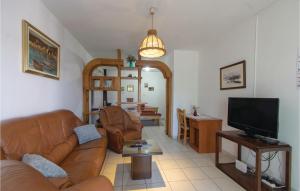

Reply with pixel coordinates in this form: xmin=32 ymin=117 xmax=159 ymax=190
xmin=126 ymin=55 xmax=136 ymax=68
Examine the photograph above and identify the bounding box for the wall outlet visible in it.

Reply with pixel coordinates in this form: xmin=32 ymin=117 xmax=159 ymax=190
xmin=235 ymin=160 xmax=248 ymax=173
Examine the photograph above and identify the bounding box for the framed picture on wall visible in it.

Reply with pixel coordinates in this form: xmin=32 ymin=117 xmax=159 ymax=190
xmin=127 ymin=85 xmax=134 ymax=92
xmin=220 ymin=60 xmax=246 ymax=90
xmin=148 ymin=87 xmax=154 ymax=91
xmin=22 ymin=20 xmax=60 ymax=79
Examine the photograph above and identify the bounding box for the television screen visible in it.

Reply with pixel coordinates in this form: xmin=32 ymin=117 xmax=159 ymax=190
xmin=228 ymin=98 xmax=279 ymax=139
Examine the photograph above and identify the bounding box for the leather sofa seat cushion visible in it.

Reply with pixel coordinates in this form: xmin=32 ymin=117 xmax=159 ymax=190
xmin=74 ymin=137 xmax=107 ymax=151
xmin=60 ymin=148 xmax=106 ymax=183
xmin=124 ymin=129 xmax=142 ymax=141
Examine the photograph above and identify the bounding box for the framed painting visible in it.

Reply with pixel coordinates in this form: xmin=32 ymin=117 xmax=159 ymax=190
xmin=127 ymin=85 xmax=134 ymax=92
xmin=220 ymin=60 xmax=246 ymax=90
xmin=22 ymin=20 xmax=60 ymax=79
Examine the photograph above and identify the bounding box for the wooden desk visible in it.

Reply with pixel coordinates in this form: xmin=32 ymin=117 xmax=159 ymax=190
xmin=187 ymin=114 xmax=222 ymax=153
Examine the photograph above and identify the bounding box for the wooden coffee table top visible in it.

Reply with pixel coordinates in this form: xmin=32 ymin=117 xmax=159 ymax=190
xmin=122 ymin=139 xmax=163 ymax=157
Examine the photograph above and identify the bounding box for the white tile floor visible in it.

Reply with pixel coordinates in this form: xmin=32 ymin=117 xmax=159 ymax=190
xmin=100 ymin=126 xmax=246 ymax=191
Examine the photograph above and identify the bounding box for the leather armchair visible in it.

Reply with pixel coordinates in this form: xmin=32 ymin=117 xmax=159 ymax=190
xmin=100 ymin=106 xmax=142 ymax=153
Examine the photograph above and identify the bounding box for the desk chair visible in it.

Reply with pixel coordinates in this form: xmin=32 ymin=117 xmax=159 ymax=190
xmin=177 ymin=108 xmax=190 ymax=144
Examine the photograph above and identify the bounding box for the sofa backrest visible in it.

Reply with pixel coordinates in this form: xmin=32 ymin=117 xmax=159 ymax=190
xmin=100 ymin=106 xmax=125 ymax=126
xmin=0 ymin=110 xmax=82 ymax=163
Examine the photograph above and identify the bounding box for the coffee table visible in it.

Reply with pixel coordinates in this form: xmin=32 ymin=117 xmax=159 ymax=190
xmin=122 ymin=139 xmax=163 ymax=180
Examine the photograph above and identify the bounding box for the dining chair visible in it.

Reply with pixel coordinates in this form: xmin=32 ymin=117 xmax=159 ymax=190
xmin=177 ymin=108 xmax=189 ymax=144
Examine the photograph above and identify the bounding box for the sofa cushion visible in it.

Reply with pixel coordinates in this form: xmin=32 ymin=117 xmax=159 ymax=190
xmin=74 ymin=137 xmax=107 ymax=151
xmin=103 ymin=106 xmax=124 ymax=125
xmin=60 ymin=148 xmax=106 ymax=183
xmin=74 ymin=125 xmax=101 ymax=144
xmin=22 ymin=154 xmax=68 ymax=178
xmin=0 ymin=110 xmax=82 ymax=160
xmin=44 ymin=134 xmax=78 ymax=164
xmin=0 ymin=160 xmax=59 ymax=191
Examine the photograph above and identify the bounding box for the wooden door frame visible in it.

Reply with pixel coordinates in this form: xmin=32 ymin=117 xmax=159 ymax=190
xmin=136 ymin=60 xmax=173 ymax=137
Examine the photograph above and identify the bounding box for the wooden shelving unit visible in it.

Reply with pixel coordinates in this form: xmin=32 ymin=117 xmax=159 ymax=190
xmin=121 ymin=77 xmax=142 ymax=80
xmin=121 ymin=67 xmax=138 ymax=71
xmin=120 ymin=66 xmax=142 ymax=106
xmin=216 ymin=131 xmax=291 ymax=191
xmin=91 ymin=76 xmax=120 ymax=91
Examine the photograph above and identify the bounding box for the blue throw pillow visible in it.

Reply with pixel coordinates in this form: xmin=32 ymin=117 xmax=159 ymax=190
xmin=74 ymin=124 xmax=101 ymax=144
xmin=22 ymin=154 xmax=67 ymax=177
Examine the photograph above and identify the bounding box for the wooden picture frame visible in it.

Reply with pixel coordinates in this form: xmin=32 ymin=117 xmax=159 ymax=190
xmin=220 ymin=60 xmax=246 ymax=90
xmin=22 ymin=20 xmax=60 ymax=79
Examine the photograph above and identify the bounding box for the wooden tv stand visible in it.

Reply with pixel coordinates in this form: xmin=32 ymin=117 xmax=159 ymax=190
xmin=216 ymin=131 xmax=291 ymax=191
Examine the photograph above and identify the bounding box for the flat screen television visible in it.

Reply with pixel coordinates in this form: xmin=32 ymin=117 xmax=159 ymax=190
xmin=228 ymin=97 xmax=279 ymax=139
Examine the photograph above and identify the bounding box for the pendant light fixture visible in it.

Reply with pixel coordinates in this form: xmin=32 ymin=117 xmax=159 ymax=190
xmin=138 ymin=7 xmax=166 ymax=58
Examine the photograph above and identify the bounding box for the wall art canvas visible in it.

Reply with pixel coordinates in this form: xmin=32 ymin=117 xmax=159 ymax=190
xmin=148 ymin=87 xmax=154 ymax=91
xmin=127 ymin=85 xmax=134 ymax=92
xmin=220 ymin=60 xmax=246 ymax=90
xmin=22 ymin=20 xmax=60 ymax=79
xmin=144 ymin=83 xmax=148 ymax=88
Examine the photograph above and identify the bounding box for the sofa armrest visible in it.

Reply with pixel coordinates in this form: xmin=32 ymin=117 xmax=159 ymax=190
xmin=105 ymin=126 xmax=123 ymax=135
xmin=62 ymin=176 xmax=113 ymax=191
xmin=1 ymin=160 xmax=59 ymax=191
xmin=104 ymin=126 xmax=124 ymax=153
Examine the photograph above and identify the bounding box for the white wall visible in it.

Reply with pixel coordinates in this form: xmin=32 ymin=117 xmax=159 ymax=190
xmin=1 ymin=0 xmax=92 ymax=120
xmin=198 ymin=0 xmax=299 ymax=190
xmin=0 ymin=0 xmax=2 ymax=120
xmin=173 ymin=50 xmax=199 ymax=137
xmin=199 ymin=17 xmax=257 ymax=153
xmin=298 ymin=0 xmax=300 ymax=187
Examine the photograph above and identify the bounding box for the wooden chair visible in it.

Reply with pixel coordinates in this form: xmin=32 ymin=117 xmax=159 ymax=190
xmin=177 ymin=108 xmax=189 ymax=144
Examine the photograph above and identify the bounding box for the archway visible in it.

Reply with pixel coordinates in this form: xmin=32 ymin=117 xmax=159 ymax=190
xmin=82 ymin=58 xmax=173 ymax=137
xmin=136 ymin=60 xmax=172 ymax=137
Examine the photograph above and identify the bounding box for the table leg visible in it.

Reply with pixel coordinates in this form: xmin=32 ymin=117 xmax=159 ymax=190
xmin=285 ymin=150 xmax=291 ymax=191
xmin=256 ymin=151 xmax=261 ymax=191
xmin=238 ymin=144 xmax=241 ymax=160
xmin=215 ymin=134 xmax=220 ymax=166
xmin=131 ymin=155 xmax=152 ymax=180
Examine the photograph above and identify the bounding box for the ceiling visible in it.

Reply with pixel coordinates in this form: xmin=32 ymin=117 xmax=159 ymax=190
xmin=42 ymin=0 xmax=277 ymax=57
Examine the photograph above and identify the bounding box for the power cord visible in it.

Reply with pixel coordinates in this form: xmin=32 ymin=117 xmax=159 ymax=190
xmin=248 ymin=150 xmax=278 ymax=174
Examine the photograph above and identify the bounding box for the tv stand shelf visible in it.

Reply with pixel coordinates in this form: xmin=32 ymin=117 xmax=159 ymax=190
xmin=216 ymin=131 xmax=291 ymax=191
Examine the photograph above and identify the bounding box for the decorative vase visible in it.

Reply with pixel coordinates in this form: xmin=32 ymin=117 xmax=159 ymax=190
xmin=129 ymin=61 xmax=135 ymax=68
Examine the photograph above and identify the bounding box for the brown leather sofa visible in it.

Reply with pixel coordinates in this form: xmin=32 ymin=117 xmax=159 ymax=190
xmin=100 ymin=106 xmax=143 ymax=153
xmin=0 ymin=110 xmax=113 ymax=191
